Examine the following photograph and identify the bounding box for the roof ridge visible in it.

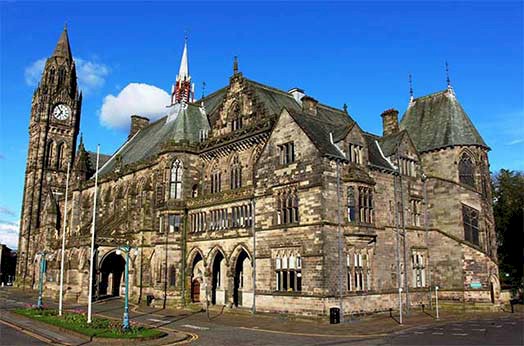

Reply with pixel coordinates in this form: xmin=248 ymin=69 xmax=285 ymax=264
xmin=195 ymin=85 xmax=228 ymax=103
xmin=287 ymin=109 xmax=352 ymax=127
xmin=413 ymin=89 xmax=449 ymax=101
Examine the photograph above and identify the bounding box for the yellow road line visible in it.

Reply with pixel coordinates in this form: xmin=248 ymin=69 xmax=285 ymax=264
xmin=239 ymin=326 xmax=389 ymax=338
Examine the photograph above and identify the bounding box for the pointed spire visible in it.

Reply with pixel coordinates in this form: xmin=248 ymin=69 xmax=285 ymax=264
xmin=177 ymin=37 xmax=189 ymax=81
xmin=408 ymin=73 xmax=414 ymax=103
xmin=343 ymin=103 xmax=348 ymax=114
xmin=445 ymin=61 xmax=452 ymax=89
xmin=233 ymin=56 xmax=239 ymax=75
xmin=78 ymin=132 xmax=84 ymax=150
xmin=52 ymin=25 xmax=72 ymax=61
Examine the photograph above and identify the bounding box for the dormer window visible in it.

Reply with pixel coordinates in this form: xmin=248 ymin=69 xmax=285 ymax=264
xmin=348 ymin=144 xmax=363 ymax=165
xmin=199 ymin=129 xmax=208 ymax=142
xmin=231 ymin=116 xmax=243 ymax=131
xmin=399 ymin=157 xmax=417 ymax=177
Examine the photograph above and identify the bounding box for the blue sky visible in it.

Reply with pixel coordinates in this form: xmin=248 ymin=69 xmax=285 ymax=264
xmin=0 ymin=2 xmax=522 ymax=249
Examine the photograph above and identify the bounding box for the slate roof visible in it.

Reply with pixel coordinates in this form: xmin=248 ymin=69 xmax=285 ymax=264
xmin=87 ymin=151 xmax=111 ymax=170
xmin=287 ymin=109 xmax=351 ymax=161
xmin=378 ymin=131 xmax=407 ymax=157
xmin=400 ymin=89 xmax=488 ymax=153
xmin=364 ymin=133 xmax=396 ymax=171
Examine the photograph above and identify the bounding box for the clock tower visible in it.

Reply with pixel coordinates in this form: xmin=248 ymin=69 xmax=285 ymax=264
xmin=16 ymin=26 xmax=82 ymax=287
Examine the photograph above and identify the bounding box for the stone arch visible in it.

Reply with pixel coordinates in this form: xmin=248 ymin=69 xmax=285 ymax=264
xmin=55 ymin=142 xmax=66 ymax=170
xmin=230 ymin=243 xmax=252 ymax=266
xmin=207 ymin=246 xmax=227 ymax=305
xmin=98 ymin=249 xmax=126 ymax=297
xmin=45 ymin=140 xmax=55 ymax=168
xmin=489 ymin=273 xmax=500 ymax=304
xmin=206 ymin=245 xmax=228 ymax=266
xmin=231 ymin=245 xmax=253 ymax=307
xmin=187 ymin=247 xmax=205 ymax=268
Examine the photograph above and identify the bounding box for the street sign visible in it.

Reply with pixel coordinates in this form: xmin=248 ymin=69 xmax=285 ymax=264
xmin=470 ymin=282 xmax=482 ymax=289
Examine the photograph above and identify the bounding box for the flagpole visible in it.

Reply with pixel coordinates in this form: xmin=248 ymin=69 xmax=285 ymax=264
xmin=58 ymin=162 xmax=70 ymax=316
xmin=87 ymin=145 xmax=100 ymax=324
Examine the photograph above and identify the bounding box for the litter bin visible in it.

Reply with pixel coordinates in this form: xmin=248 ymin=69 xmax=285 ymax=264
xmin=146 ymin=295 xmax=154 ymax=306
xmin=330 ymin=307 xmax=340 ymax=324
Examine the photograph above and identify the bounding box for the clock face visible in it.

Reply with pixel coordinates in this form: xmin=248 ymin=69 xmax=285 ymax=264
xmin=53 ymin=104 xmax=71 ymax=121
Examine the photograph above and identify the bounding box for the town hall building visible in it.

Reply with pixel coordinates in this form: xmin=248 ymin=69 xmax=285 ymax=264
xmin=16 ymin=27 xmax=500 ymax=316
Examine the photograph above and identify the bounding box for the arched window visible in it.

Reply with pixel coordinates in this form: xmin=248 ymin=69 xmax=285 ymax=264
xmin=57 ymin=67 xmax=66 ymax=87
xmin=169 ymin=159 xmax=183 ymax=199
xmin=48 ymin=68 xmax=55 ymax=85
xmin=56 ymin=142 xmax=65 ymax=170
xmin=458 ymin=152 xmax=475 ymax=187
xmin=45 ymin=141 xmax=54 ymax=168
xmin=347 ymin=187 xmax=356 ymax=222
xmin=230 ymin=156 xmax=242 ymax=190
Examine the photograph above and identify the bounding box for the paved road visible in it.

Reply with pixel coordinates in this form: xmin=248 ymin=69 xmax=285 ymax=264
xmin=1 ymin=288 xmax=523 ymax=345
xmin=0 ymin=321 xmax=46 ymax=345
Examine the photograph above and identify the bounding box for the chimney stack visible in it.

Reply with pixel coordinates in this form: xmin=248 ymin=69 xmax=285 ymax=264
xmin=129 ymin=115 xmax=150 ymax=139
xmin=381 ymin=109 xmax=400 ymax=136
xmin=301 ymin=95 xmax=318 ymax=116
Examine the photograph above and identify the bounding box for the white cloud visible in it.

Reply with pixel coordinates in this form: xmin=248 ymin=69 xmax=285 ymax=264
xmin=507 ymin=138 xmax=524 ymax=145
xmin=24 ymin=58 xmax=46 ymax=86
xmin=0 ymin=206 xmax=16 ymax=217
xmin=99 ymin=83 xmax=171 ymax=129
xmin=24 ymin=57 xmax=109 ymax=94
xmin=0 ymin=221 xmax=19 ymax=250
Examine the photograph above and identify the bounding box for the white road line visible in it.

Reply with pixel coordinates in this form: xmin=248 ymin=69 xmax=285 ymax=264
xmin=472 ymin=328 xmax=486 ymax=332
xmin=452 ymin=333 xmax=468 ymax=336
xmin=432 ymin=332 xmax=444 ymax=335
xmin=147 ymin=318 xmax=171 ymax=323
xmin=495 ymin=325 xmax=503 ymax=328
xmin=181 ymin=324 xmax=209 ymax=330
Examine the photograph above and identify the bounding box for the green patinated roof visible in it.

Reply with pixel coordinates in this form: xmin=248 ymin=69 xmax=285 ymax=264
xmin=400 ymin=89 xmax=488 ymax=152
xmin=95 ymin=89 xmax=226 ymax=177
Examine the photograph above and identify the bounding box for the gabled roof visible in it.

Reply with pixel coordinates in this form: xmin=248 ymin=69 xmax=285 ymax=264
xmin=363 ymin=132 xmax=396 ymax=171
xmin=287 ymin=109 xmax=351 ymax=161
xmin=400 ymin=89 xmax=488 ymax=153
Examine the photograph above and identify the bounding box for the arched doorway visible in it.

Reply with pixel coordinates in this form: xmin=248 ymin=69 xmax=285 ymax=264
xmin=211 ymin=251 xmax=226 ymax=305
xmin=99 ymin=252 xmax=125 ymax=297
xmin=190 ymin=252 xmax=204 ymax=303
xmin=233 ymin=249 xmax=252 ymax=307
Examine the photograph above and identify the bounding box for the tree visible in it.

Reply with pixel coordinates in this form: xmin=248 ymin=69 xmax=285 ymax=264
xmin=492 ymin=169 xmax=524 ymax=288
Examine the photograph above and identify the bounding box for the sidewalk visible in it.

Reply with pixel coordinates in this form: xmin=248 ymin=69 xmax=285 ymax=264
xmin=133 ymin=300 xmax=515 ymax=338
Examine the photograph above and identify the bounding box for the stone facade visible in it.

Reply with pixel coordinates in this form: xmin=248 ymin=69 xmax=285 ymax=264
xmin=16 ymin=29 xmax=500 ymax=317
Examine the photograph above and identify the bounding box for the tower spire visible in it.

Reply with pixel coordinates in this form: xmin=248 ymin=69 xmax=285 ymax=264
xmin=171 ymin=36 xmax=193 ymax=105
xmin=52 ymin=26 xmax=72 ymax=61
xmin=233 ymin=56 xmax=239 ymax=75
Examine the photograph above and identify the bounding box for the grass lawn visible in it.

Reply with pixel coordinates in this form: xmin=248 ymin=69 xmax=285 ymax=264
xmin=14 ymin=308 xmax=166 ymax=339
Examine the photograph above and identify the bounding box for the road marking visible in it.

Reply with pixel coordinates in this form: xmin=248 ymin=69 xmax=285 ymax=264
xmin=432 ymin=332 xmax=444 ymax=335
xmin=495 ymin=325 xmax=503 ymax=328
xmin=147 ymin=318 xmax=171 ymax=323
xmin=414 ymin=331 xmax=424 ymax=334
xmin=181 ymin=324 xmax=209 ymax=330
xmin=239 ymin=326 xmax=389 ymax=338
xmin=472 ymin=328 xmax=486 ymax=332
xmin=452 ymin=333 xmax=468 ymax=336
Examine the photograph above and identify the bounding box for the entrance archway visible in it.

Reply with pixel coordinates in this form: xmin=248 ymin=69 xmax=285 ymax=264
xmin=233 ymin=249 xmax=252 ymax=307
xmin=99 ymin=252 xmax=125 ymax=297
xmin=190 ymin=252 xmax=204 ymax=303
xmin=211 ymin=251 xmax=225 ymax=305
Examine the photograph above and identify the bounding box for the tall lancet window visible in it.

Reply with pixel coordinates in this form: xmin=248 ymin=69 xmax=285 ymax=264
xmin=56 ymin=142 xmax=65 ymax=170
xmin=170 ymin=159 xmax=183 ymax=199
xmin=458 ymin=152 xmax=475 ymax=188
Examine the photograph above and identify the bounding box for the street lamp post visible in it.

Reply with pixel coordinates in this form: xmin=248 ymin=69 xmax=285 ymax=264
xmin=116 ymin=244 xmax=136 ymax=331
xmin=37 ymin=251 xmax=47 ymax=309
